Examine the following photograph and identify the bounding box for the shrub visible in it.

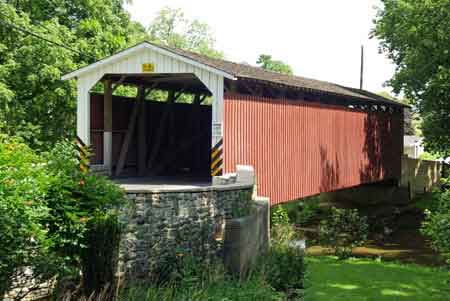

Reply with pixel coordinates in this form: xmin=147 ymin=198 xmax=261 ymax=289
xmin=263 ymin=244 xmax=306 ymax=295
xmin=270 ymin=205 xmax=295 ymax=245
xmin=121 ymin=255 xmax=285 ymax=301
xmin=268 ymin=205 xmax=307 ymax=297
xmin=280 ymin=197 xmax=329 ymax=227
xmin=415 ymin=189 xmax=442 ymax=213
xmin=421 ymin=189 xmax=450 ymax=266
xmin=0 ymin=135 xmax=57 ymax=296
xmin=319 ymin=207 xmax=368 ymax=259
xmin=81 ymin=213 xmax=122 ymax=297
xmin=295 ymin=197 xmax=325 ymax=226
xmin=44 ymin=141 xmax=125 ymax=272
xmin=0 ymin=135 xmax=126 ymax=296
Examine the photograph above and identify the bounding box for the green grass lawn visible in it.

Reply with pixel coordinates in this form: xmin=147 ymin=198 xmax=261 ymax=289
xmin=305 ymin=256 xmax=450 ymax=301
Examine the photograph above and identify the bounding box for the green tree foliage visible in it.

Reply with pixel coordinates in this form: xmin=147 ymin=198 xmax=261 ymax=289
xmin=0 ymin=1 xmax=147 ymax=149
xmin=377 ymin=91 xmax=421 ymax=136
xmin=0 ymin=135 xmax=55 ymax=296
xmin=256 ymin=54 xmax=293 ymax=75
xmin=44 ymin=141 xmax=125 ymax=269
xmin=264 ymin=245 xmax=306 ymax=296
xmin=0 ymin=3 xmax=77 ymax=149
xmin=267 ymin=206 xmax=306 ymax=297
xmin=270 ymin=206 xmax=295 ymax=245
xmin=374 ymin=0 xmax=450 ymax=155
xmin=0 ymin=135 xmax=125 ymax=295
xmin=0 ymin=4 xmax=224 ymax=146
xmin=81 ymin=213 xmax=121 ymax=297
xmin=148 ymin=7 xmax=223 ymax=59
xmin=319 ymin=207 xmax=368 ymax=259
xmin=421 ymin=186 xmax=450 ymax=267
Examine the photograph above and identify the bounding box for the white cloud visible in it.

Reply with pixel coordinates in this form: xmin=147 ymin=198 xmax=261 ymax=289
xmin=125 ymin=0 xmax=395 ymax=93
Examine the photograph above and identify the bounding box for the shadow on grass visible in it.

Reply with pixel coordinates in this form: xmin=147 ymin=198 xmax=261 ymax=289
xmin=305 ymin=256 xmax=450 ymax=301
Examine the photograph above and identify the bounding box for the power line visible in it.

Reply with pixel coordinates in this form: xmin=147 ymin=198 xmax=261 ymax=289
xmin=0 ymin=15 xmax=95 ymax=60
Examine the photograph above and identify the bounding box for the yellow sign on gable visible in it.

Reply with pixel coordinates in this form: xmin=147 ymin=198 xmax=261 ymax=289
xmin=142 ymin=63 xmax=155 ymax=72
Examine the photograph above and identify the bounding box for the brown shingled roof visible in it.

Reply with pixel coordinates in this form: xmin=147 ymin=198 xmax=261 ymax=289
xmin=152 ymin=42 xmax=406 ymax=107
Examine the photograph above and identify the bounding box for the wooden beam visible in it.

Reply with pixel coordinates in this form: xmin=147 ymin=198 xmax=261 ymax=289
xmin=192 ymin=93 xmax=207 ymax=105
xmin=190 ymin=94 xmax=203 ymax=171
xmin=166 ymin=86 xmax=188 ymax=150
xmin=263 ymin=85 xmax=279 ymax=99
xmin=241 ymin=81 xmax=258 ymax=95
xmin=147 ymin=90 xmax=176 ymax=170
xmin=278 ymin=87 xmax=286 ymax=98
xmin=168 ymin=99 xmax=176 ymax=148
xmin=103 ymin=79 xmax=113 ymax=174
xmin=111 ymin=75 xmax=127 ymax=93
xmin=137 ymin=85 xmax=147 ymax=176
xmin=227 ymin=80 xmax=238 ymax=93
xmin=174 ymin=86 xmax=188 ymax=100
xmin=115 ymin=87 xmax=145 ymax=176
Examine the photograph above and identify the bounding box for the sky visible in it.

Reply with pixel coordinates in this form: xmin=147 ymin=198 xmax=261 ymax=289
xmin=125 ymin=0 xmax=395 ymax=94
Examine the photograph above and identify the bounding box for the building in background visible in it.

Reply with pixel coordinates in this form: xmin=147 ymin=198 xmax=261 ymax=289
xmin=403 ymin=135 xmax=424 ymax=159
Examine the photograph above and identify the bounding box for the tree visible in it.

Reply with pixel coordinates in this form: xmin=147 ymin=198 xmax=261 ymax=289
xmin=377 ymin=91 xmax=420 ymax=136
xmin=0 ymin=1 xmax=147 ymax=149
xmin=0 ymin=135 xmax=125 ymax=296
xmin=374 ymin=0 xmax=450 ymax=155
xmin=148 ymin=7 xmax=223 ymax=59
xmin=256 ymin=54 xmax=293 ymax=75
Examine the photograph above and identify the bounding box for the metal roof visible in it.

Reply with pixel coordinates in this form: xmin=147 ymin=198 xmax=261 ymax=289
xmin=63 ymin=41 xmax=406 ymax=107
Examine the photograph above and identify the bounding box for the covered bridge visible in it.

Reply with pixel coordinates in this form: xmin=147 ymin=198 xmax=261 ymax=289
xmin=62 ymin=41 xmax=405 ymax=205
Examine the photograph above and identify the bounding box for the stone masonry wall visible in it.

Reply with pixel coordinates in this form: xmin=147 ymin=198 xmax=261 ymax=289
xmin=117 ymin=187 xmax=253 ymax=284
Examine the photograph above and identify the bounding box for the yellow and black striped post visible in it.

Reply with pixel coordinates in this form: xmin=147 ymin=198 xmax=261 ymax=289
xmin=211 ymin=139 xmax=223 ymax=176
xmin=75 ymin=136 xmax=91 ymax=173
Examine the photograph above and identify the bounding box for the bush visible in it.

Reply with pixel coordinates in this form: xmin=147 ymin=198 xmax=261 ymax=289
xmin=280 ymin=197 xmax=329 ymax=227
xmin=0 ymin=135 xmax=126 ymax=296
xmin=44 ymin=140 xmax=125 ymax=269
xmin=0 ymin=135 xmax=56 ymax=296
xmin=120 ymin=255 xmax=285 ymax=301
xmin=294 ymin=197 xmax=326 ymax=226
xmin=81 ymin=213 xmax=122 ymax=297
xmin=271 ymin=205 xmax=295 ymax=245
xmin=45 ymin=140 xmax=125 ymax=294
xmin=421 ymin=189 xmax=450 ymax=266
xmin=415 ymin=189 xmax=442 ymax=213
xmin=263 ymin=244 xmax=306 ymax=295
xmin=268 ymin=205 xmax=307 ymax=298
xmin=319 ymin=207 xmax=368 ymax=259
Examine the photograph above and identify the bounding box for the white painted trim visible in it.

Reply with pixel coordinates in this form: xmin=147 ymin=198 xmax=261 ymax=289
xmin=103 ymin=131 xmax=112 ymax=174
xmin=62 ymin=42 xmax=235 ymax=81
xmin=141 ymin=43 xmax=235 ymax=79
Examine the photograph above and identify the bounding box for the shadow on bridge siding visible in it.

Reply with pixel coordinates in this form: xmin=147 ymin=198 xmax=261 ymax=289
xmin=319 ymin=146 xmax=340 ymax=193
xmin=318 ymin=110 xmax=400 ymax=194
xmin=360 ymin=112 xmax=399 ymax=184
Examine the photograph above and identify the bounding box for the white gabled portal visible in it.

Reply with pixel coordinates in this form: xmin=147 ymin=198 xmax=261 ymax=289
xmin=63 ymin=42 xmax=233 ymax=172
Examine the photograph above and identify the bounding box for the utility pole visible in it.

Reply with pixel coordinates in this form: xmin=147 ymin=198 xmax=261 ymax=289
xmin=360 ymin=45 xmax=364 ymax=90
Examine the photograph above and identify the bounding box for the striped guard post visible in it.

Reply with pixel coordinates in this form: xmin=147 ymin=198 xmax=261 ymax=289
xmin=211 ymin=138 xmax=223 ymax=177
xmin=75 ymin=136 xmax=91 ymax=173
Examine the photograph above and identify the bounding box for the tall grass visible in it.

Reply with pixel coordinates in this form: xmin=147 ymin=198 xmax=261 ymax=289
xmin=59 ymin=252 xmax=302 ymax=301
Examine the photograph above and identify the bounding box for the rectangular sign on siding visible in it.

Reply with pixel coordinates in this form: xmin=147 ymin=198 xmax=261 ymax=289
xmin=223 ymin=93 xmax=403 ymax=205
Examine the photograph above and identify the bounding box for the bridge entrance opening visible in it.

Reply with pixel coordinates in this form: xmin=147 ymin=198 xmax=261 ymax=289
xmin=89 ymin=73 xmax=213 ymax=182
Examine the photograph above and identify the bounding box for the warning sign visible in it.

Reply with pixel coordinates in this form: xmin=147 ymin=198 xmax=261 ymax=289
xmin=142 ymin=63 xmax=155 ymax=72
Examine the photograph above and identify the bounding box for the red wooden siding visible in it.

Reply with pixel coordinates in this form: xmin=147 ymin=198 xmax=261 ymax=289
xmin=224 ymin=93 xmax=403 ymax=205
